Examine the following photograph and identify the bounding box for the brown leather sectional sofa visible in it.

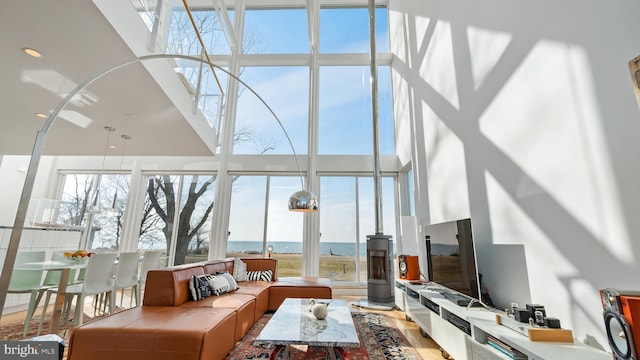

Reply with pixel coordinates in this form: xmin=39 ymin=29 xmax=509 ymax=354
xmin=67 ymin=257 xmax=332 ymax=360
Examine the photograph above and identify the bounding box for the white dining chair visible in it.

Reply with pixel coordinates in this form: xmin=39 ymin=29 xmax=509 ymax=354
xmin=8 ymin=251 xmax=47 ymax=336
xmin=39 ymin=253 xmax=117 ymax=331
xmin=137 ymin=250 xmax=162 ymax=302
xmin=27 ymin=251 xmax=81 ymax=334
xmin=113 ymin=252 xmax=141 ymax=307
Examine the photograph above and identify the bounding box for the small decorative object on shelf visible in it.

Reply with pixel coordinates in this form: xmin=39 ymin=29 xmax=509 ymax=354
xmin=495 ymin=313 xmax=574 ymax=342
xmin=63 ymin=250 xmax=95 ymax=263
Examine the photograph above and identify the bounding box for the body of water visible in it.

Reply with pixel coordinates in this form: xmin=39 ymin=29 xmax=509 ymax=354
xmin=227 ymin=241 xmax=370 ymax=257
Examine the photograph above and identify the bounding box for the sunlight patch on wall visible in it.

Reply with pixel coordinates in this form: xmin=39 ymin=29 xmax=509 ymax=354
xmin=423 ymin=103 xmax=468 ymax=221
xmin=467 ymin=26 xmax=512 ymax=92
xmin=418 ymin=19 xmax=459 ymax=110
xmin=569 ymin=278 xmax=604 ymax=344
xmin=479 ymin=39 xmax=632 ymax=263
xmin=485 ymin=171 xmax=581 ymax=305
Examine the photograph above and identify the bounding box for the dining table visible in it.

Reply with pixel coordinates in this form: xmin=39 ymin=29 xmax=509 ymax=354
xmin=14 ymin=260 xmax=88 ymax=334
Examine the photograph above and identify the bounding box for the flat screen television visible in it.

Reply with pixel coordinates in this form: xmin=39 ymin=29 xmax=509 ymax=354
xmin=425 ymin=218 xmax=483 ymax=306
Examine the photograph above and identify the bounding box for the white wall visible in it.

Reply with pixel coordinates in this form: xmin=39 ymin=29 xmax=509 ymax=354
xmin=390 ymin=0 xmax=640 ymax=351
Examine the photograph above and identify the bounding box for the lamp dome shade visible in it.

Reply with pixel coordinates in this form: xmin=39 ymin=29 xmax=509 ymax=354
xmin=288 ymin=189 xmax=318 ymax=212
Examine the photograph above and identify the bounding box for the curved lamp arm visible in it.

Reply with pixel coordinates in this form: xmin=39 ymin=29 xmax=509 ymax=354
xmin=0 ymin=53 xmax=317 ymax=322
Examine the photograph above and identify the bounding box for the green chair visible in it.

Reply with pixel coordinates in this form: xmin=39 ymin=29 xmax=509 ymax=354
xmin=8 ymin=251 xmax=47 ymax=337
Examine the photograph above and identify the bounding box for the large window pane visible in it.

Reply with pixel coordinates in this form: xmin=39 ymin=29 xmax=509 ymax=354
xmin=318 ymin=65 xmax=393 ymax=155
xmin=227 ymin=175 xmax=303 ymax=277
xmin=179 ymin=175 xmax=216 ymax=264
xmin=57 ymin=174 xmax=98 ymax=227
xmin=138 ymin=174 xmax=215 ymax=266
xmin=244 ymin=8 xmax=309 ymax=54
xmin=378 ymin=66 xmax=395 ymax=155
xmin=359 ymin=177 xmax=396 ymax=242
xmin=167 ymin=7 xmax=231 ymax=55
xmin=88 ymin=174 xmax=130 ymax=251
xmin=228 ymin=176 xmax=267 ymax=255
xmin=234 ymin=66 xmax=309 ymax=155
xmin=57 ymin=173 xmax=130 ymax=252
xmin=139 ymin=175 xmax=179 ymax=258
xmin=319 ymin=177 xmax=358 ymax=282
xmin=266 ymin=176 xmax=303 ymax=277
xmin=320 ymin=176 xmax=397 ymax=285
xmin=319 ymin=66 xmax=372 ymax=155
xmin=319 ymin=7 xmax=389 ymax=53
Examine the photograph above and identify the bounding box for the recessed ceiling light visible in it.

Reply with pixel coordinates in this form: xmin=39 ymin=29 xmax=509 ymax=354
xmin=109 ymin=145 xmax=117 ymax=149
xmin=22 ymin=47 xmax=43 ymax=59
xmin=35 ymin=112 xmax=48 ymax=118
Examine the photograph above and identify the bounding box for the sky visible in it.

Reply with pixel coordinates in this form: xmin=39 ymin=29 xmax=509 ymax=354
xmin=221 ymin=7 xmax=396 ymax=243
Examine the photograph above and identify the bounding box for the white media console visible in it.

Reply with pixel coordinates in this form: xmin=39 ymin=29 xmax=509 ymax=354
xmin=395 ymin=279 xmax=611 ymax=360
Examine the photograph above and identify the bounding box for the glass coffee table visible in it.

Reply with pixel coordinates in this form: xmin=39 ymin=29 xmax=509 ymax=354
xmin=255 ymin=298 xmax=360 ymax=360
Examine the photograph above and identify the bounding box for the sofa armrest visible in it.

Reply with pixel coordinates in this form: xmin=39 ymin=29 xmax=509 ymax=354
xmin=143 ymin=266 xmax=205 ymax=306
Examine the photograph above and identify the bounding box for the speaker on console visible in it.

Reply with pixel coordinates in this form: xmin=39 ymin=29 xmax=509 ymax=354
xmin=398 ymin=255 xmax=419 ymax=280
xmin=600 ymin=288 xmax=640 ymax=360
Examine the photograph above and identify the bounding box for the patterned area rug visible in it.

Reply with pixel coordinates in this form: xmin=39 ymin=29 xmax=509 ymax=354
xmin=226 ymin=312 xmax=423 ymax=360
xmin=0 ymin=308 xmax=119 ymax=341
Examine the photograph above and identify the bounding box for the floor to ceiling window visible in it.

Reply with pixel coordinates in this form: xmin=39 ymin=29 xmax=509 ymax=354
xmin=129 ymin=1 xmax=395 ymax=280
xmin=227 ymin=175 xmax=304 ymax=277
xmin=138 ymin=173 xmax=216 ymax=266
xmin=319 ymin=175 xmax=397 ymax=285
xmin=57 ymin=172 xmax=130 ymax=252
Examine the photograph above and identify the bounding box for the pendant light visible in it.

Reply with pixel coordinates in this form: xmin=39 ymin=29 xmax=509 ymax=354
xmin=106 ymin=134 xmax=131 ymax=217
xmin=87 ymin=126 xmax=116 ymax=214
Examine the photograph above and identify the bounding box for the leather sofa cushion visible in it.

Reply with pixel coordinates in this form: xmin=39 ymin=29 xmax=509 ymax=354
xmin=183 ymin=292 xmax=254 ymax=310
xmin=268 ymin=277 xmax=332 ymax=311
xmin=272 ymin=277 xmax=331 ymax=288
xmin=183 ymin=293 xmax=256 ymax=342
xmin=235 ymin=282 xmax=270 ymax=319
xmin=68 ymin=306 xmax=236 ymax=360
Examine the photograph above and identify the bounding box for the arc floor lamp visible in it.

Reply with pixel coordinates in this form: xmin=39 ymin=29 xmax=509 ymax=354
xmin=0 ymin=53 xmax=317 ymax=322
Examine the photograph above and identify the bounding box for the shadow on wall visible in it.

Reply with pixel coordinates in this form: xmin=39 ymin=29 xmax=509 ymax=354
xmin=390 ymin=0 xmax=640 ymax=351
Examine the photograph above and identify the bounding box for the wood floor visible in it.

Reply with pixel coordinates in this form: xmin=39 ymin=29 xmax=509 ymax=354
xmin=339 ymin=295 xmax=450 ymax=360
xmin=1 ymin=294 xmax=450 ymax=360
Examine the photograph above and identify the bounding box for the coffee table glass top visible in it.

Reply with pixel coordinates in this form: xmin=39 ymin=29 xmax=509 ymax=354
xmin=255 ymin=298 xmax=360 ymax=348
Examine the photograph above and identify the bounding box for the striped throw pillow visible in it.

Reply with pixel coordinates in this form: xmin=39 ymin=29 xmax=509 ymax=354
xmin=189 ymin=274 xmax=215 ymax=301
xmin=208 ymin=275 xmax=230 ymax=296
xmin=246 ymin=269 xmax=273 ymax=282
xmin=216 ymin=272 xmax=239 ymax=291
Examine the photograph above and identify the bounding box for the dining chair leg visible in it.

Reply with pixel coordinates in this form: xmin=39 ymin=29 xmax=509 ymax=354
xmin=136 ymin=284 xmax=142 ymax=308
xmin=109 ymin=290 xmax=116 ymax=314
xmin=22 ymin=290 xmax=39 ymax=337
xmin=37 ymin=291 xmax=54 ymax=336
xmin=74 ymin=294 xmax=86 ymax=326
xmin=63 ymin=293 xmax=77 ymax=325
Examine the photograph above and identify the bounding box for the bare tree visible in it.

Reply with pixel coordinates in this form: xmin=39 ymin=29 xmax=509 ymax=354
xmin=57 ymin=174 xmax=96 ymax=226
xmin=145 ymin=175 xmax=215 ymax=264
